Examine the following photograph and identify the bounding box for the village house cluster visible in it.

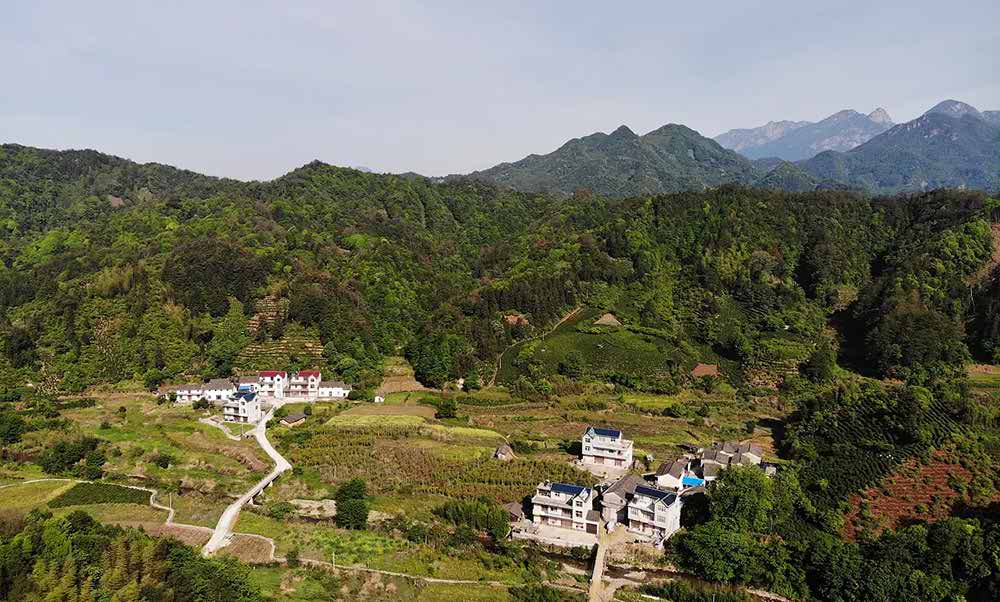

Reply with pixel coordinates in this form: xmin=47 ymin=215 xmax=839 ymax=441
xmin=160 ymin=370 xmax=352 ymax=424
xmin=519 ymin=426 xmax=773 ymax=548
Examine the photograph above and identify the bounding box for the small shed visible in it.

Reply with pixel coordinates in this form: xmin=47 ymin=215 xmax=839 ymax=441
xmin=280 ymin=412 xmax=307 ymax=427
xmin=494 ymin=444 xmax=516 ymax=461
xmin=502 ymin=501 xmax=525 ymax=521
xmin=593 ymin=313 xmax=622 ymax=327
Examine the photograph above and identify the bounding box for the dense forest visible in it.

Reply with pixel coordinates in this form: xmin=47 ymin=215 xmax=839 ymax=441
xmin=0 ymin=143 xmax=997 ymax=399
xmin=1 ymin=143 xmax=999 ymax=600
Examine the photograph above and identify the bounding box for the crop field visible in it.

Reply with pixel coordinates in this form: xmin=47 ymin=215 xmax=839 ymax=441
xmin=50 ymin=393 xmax=270 ymax=494
xmin=842 ymin=452 xmax=977 ymax=539
xmin=276 ymin=416 xmax=595 ymax=504
xmin=48 ymin=482 xmax=151 ymax=507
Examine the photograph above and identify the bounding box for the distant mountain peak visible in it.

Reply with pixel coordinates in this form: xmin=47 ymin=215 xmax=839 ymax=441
xmin=609 ymin=125 xmax=639 ymax=139
xmin=828 ymin=109 xmax=861 ymax=120
xmin=868 ymin=108 xmax=893 ymax=124
xmin=717 ymin=107 xmax=894 ymax=161
xmin=925 ymin=99 xmax=982 ymax=120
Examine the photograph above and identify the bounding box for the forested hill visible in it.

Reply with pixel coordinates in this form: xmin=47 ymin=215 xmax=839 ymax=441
xmin=0 ymin=142 xmax=998 ymax=399
xmin=463 ymin=123 xmax=759 ymax=198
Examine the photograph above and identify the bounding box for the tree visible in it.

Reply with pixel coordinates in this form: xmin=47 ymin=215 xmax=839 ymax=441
xmin=558 ymin=351 xmax=585 ymax=378
xmin=335 ymin=478 xmax=367 ymax=505
xmin=162 ymin=238 xmax=266 ymax=316
xmin=708 ymin=465 xmax=774 ymax=533
xmin=336 ymin=499 xmax=369 ymax=530
xmin=206 ymin=299 xmax=251 ymax=376
xmin=0 ymin=412 xmax=26 ymax=444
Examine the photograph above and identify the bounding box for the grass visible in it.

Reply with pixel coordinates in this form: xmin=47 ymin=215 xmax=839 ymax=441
xmin=0 ymin=480 xmax=76 ymax=511
xmin=416 ymin=583 xmax=511 ymax=602
xmin=50 ymin=503 xmax=168 ymax=524
xmin=325 ymin=414 xmax=427 ymax=427
xmin=498 ymin=307 xmax=687 ymax=383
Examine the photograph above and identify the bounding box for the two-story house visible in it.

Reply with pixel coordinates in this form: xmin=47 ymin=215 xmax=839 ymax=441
xmin=581 ymin=426 xmax=634 ymax=469
xmin=627 ymin=485 xmax=682 ymax=544
xmin=599 ymin=474 xmax=643 ymax=524
xmin=317 ymin=380 xmax=352 ymax=399
xmin=202 ymin=378 xmax=236 ymax=403
xmin=237 ymin=377 xmax=259 ymax=394
xmin=223 ymin=391 xmax=262 ymax=424
xmin=531 ymin=481 xmax=600 ymax=533
xmin=257 ymin=371 xmax=287 ymax=399
xmin=654 ymin=458 xmax=689 ymax=490
xmin=161 ymin=383 xmax=203 ymax=404
xmin=288 ymin=370 xmax=322 ymax=398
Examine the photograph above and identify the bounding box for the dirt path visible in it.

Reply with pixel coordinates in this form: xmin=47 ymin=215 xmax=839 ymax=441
xmin=488 ymin=306 xmax=582 ymax=387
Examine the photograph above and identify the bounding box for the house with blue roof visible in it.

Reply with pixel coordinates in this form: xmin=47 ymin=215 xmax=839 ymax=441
xmin=627 ymin=484 xmax=682 ymax=544
xmin=223 ymin=390 xmax=262 ymax=424
xmin=531 ymin=481 xmax=600 ymax=534
xmin=582 ymin=426 xmax=634 ymax=469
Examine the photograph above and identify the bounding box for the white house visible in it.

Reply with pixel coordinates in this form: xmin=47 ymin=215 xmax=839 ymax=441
xmin=202 ymin=378 xmax=236 ymax=403
xmin=531 ymin=481 xmax=600 ymax=533
xmin=627 ymin=485 xmax=682 ymax=545
xmin=317 ymin=380 xmax=352 ymax=399
xmin=223 ymin=391 xmax=262 ymax=424
xmin=581 ymin=426 xmax=633 ymax=469
xmin=288 ymin=370 xmax=322 ymax=399
xmin=655 ymin=459 xmax=688 ymax=490
xmin=163 ymin=384 xmax=203 ymax=404
xmin=257 ymin=371 xmax=287 ymax=399
xmin=237 ymin=377 xmax=259 ymax=394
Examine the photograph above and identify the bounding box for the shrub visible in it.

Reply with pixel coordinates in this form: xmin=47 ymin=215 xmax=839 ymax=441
xmin=434 ymin=499 xmax=510 ymax=540
xmin=435 ymin=398 xmax=458 ymax=419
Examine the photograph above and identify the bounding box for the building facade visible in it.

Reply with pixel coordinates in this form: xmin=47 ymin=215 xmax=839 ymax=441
xmin=531 ymin=481 xmax=600 ymax=533
xmin=288 ymin=370 xmax=322 ymax=398
xmin=257 ymin=371 xmax=287 ymax=399
xmin=627 ymin=485 xmax=682 ymax=544
xmin=317 ymin=380 xmax=352 ymax=399
xmin=223 ymin=391 xmax=262 ymax=424
xmin=581 ymin=426 xmax=634 ymax=468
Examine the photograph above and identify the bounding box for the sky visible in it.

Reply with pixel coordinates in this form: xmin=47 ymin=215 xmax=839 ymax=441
xmin=2 ymin=1 xmax=998 ymax=180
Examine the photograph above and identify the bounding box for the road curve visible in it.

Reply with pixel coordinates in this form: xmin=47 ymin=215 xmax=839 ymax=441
xmin=202 ymin=408 xmax=291 ymax=556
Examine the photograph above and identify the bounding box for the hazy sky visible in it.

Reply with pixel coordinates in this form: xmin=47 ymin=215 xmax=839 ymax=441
xmin=2 ymin=1 xmax=998 ymax=180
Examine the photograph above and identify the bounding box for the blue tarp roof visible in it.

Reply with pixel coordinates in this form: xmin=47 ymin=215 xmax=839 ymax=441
xmin=682 ymin=476 xmax=705 ymax=487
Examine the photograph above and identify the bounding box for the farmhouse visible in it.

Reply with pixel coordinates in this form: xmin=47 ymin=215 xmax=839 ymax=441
xmin=696 ymin=441 xmax=767 ymax=481
xmin=627 ymin=485 xmax=682 ymax=544
xmin=581 ymin=426 xmax=634 ymax=468
xmin=599 ymin=474 xmax=643 ymax=524
xmin=237 ymin=376 xmax=259 ymax=393
xmin=531 ymin=481 xmax=600 ymax=533
xmin=161 ymin=383 xmax=203 ymax=404
xmin=202 ymin=378 xmax=236 ymax=402
xmin=317 ymin=380 xmax=352 ymax=399
xmin=258 ymin=371 xmax=287 ymax=399
xmin=223 ymin=391 xmax=262 ymax=424
xmin=288 ymin=370 xmax=322 ymax=398
xmin=654 ymin=459 xmax=688 ymax=490
xmin=280 ymin=411 xmax=307 ymax=427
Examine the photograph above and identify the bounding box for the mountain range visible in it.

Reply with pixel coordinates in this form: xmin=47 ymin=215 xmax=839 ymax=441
xmin=463 ymin=99 xmax=999 ymax=197
xmin=715 ymin=108 xmax=894 ymax=161
xmin=464 ymin=123 xmax=758 ymax=198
